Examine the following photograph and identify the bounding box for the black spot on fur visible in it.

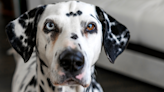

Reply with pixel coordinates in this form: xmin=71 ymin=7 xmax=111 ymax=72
xmin=92 ymin=82 xmax=99 ymax=90
xmin=6 ymin=22 xmax=15 ymax=40
xmin=19 ymin=84 xmax=24 ymax=91
xmin=47 ymin=78 xmax=55 ymax=91
xmin=66 ymin=11 xmax=82 ymax=17
xmin=24 ymin=39 xmax=28 ymax=43
xmin=40 ymin=85 xmax=44 ymax=92
xmin=113 ymin=40 xmax=116 ymax=44
xmin=20 ymin=14 xmax=28 ymax=19
xmin=24 ymin=76 xmax=37 ymax=91
xmin=40 ymin=63 xmax=44 ymax=75
xmin=66 ymin=13 xmax=70 ymax=17
xmin=109 ymin=34 xmax=113 ymax=38
xmin=90 ymin=14 xmax=100 ymax=23
xmin=120 ymin=42 xmax=124 ymax=46
xmin=19 ymin=19 xmax=26 ymax=28
xmin=45 ymin=44 xmax=47 ymax=50
xmin=47 ymin=78 xmax=51 ymax=87
xmin=77 ymin=10 xmax=82 ymax=15
xmin=29 ymin=76 xmax=37 ymax=87
xmin=29 ymin=60 xmax=36 ymax=68
xmin=90 ymin=14 xmax=95 ymax=18
xmin=24 ymin=85 xmax=28 ymax=92
xmin=117 ymin=37 xmax=121 ymax=41
xmin=78 ymin=43 xmax=82 ymax=50
xmin=107 ymin=14 xmax=116 ymax=22
xmin=20 ymin=35 xmax=23 ymax=40
xmin=70 ymin=12 xmax=73 ymax=15
xmin=40 ymin=59 xmax=48 ymax=67
xmin=41 ymin=80 xmax=44 ymax=85
xmin=36 ymin=64 xmax=38 ymax=72
xmin=81 ymin=31 xmax=84 ymax=36
xmin=55 ymin=52 xmax=58 ymax=57
xmin=73 ymin=13 xmax=77 ymax=16
xmin=124 ymin=31 xmax=130 ymax=38
xmin=52 ymin=86 xmax=55 ymax=91
xmin=95 ymin=6 xmax=109 ymax=34
xmin=86 ymin=73 xmax=102 ymax=92
xmin=111 ymin=23 xmax=127 ymax=36
xmin=39 ymin=59 xmax=48 ymax=75
xmin=19 ymin=14 xmax=28 ymax=28
xmin=28 ymin=8 xmax=39 ymax=18
xmin=36 ymin=47 xmax=39 ymax=55
xmin=71 ymin=33 xmax=78 ymax=40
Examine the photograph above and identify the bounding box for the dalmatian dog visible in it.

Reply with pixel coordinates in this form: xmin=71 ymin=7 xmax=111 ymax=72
xmin=6 ymin=1 xmax=130 ymax=92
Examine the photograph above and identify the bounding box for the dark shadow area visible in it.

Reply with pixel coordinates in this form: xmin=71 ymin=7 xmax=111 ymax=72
xmin=96 ymin=67 xmax=164 ymax=92
xmin=0 ymin=9 xmax=15 ymax=92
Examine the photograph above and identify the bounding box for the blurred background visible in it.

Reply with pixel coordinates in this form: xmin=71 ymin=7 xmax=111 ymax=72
xmin=0 ymin=0 xmax=164 ymax=92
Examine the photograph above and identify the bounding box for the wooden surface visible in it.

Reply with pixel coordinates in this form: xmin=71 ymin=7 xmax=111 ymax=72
xmin=0 ymin=14 xmax=163 ymax=92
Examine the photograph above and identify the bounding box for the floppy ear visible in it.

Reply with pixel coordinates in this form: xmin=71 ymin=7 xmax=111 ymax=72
xmin=95 ymin=6 xmax=130 ymax=63
xmin=6 ymin=5 xmax=47 ymax=62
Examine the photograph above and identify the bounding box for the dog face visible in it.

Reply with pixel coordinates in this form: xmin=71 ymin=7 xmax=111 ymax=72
xmin=6 ymin=1 xmax=130 ymax=87
xmin=36 ymin=2 xmax=103 ymax=87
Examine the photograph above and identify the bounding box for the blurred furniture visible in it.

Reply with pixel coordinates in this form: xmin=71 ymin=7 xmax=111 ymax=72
xmin=26 ymin=0 xmax=164 ymax=89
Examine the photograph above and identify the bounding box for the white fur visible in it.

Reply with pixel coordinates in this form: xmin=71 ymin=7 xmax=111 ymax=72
xmin=37 ymin=1 xmax=102 ymax=87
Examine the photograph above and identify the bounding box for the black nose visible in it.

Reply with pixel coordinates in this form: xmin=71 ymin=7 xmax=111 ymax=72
xmin=59 ymin=49 xmax=84 ymax=72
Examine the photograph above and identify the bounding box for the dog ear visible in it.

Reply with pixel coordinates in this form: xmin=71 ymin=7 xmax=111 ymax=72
xmin=95 ymin=6 xmax=130 ymax=63
xmin=6 ymin=5 xmax=47 ymax=62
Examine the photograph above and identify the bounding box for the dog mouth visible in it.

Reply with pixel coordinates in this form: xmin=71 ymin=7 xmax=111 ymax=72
xmin=53 ymin=78 xmax=89 ymax=87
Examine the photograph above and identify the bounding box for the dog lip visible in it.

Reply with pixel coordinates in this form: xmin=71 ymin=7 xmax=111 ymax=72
xmin=64 ymin=78 xmax=80 ymax=84
xmin=66 ymin=79 xmax=75 ymax=82
xmin=53 ymin=78 xmax=88 ymax=87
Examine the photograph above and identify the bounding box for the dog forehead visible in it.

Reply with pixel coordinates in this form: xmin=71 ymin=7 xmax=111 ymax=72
xmin=41 ymin=1 xmax=96 ymax=18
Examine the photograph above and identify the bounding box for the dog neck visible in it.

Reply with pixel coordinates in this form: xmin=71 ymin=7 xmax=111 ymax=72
xmin=36 ymin=56 xmax=86 ymax=92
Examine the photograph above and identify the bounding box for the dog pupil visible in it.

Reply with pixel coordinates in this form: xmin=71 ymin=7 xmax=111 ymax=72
xmin=49 ymin=23 xmax=54 ymax=27
xmin=87 ymin=24 xmax=94 ymax=31
xmin=46 ymin=22 xmax=55 ymax=30
xmin=88 ymin=24 xmax=92 ymax=28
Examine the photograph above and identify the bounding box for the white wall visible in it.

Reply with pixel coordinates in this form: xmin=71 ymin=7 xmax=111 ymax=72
xmin=27 ymin=0 xmax=42 ymax=10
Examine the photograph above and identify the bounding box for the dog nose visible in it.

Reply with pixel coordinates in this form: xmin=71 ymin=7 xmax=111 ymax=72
xmin=59 ymin=49 xmax=84 ymax=72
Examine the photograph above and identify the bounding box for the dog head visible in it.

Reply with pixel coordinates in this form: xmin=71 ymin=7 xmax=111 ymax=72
xmin=6 ymin=1 xmax=130 ymax=87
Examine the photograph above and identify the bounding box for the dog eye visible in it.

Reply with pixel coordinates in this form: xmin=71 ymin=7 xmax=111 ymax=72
xmin=45 ymin=22 xmax=55 ymax=31
xmin=86 ymin=23 xmax=96 ymax=32
xmin=44 ymin=20 xmax=59 ymax=34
